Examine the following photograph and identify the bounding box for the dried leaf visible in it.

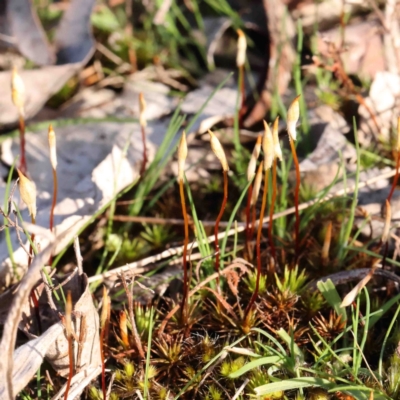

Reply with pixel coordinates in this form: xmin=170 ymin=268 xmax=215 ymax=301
xmin=340 ymin=270 xmax=374 ymax=307
xmin=0 ymin=323 xmax=64 ymax=398
xmin=7 ymin=0 xmax=55 ymax=65
xmin=54 ymin=0 xmax=96 ymax=64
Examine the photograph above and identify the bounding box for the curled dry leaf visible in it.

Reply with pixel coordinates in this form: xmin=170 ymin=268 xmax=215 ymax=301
xmin=340 ymin=269 xmax=375 ymax=308
xmin=24 ymin=271 xmax=101 ymax=376
xmin=0 ymin=241 xmax=56 ymax=400
xmin=0 ymin=323 xmax=64 ymax=398
xmin=6 ymin=0 xmax=55 ymax=65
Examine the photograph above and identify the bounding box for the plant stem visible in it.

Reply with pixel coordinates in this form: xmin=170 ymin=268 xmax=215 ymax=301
xmin=140 ymin=124 xmax=147 ymax=176
xmin=238 ymin=65 xmax=246 ymax=125
xmin=49 ymin=167 xmax=58 ymax=265
xmin=245 ymin=183 xmax=253 ymax=257
xmin=214 ymin=170 xmax=228 ymax=281
xmin=28 ymin=215 xmax=36 ymax=266
xmin=289 ymin=138 xmax=300 ymax=264
xmin=387 ymin=153 xmax=400 ymax=203
xmin=382 ymin=153 xmax=400 ymax=268
xmin=19 ymin=115 xmax=27 ymax=175
xmin=50 ymin=168 xmax=57 ymax=232
xmin=64 ymin=330 xmax=74 ymax=400
xmin=179 ymin=178 xmax=189 ymax=322
xmin=100 ymin=327 xmax=107 ymax=400
xmin=245 ymin=170 xmax=268 ymax=317
xmin=268 ymin=159 xmax=278 ymax=264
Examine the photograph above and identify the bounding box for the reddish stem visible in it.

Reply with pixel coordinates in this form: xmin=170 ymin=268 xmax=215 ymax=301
xmin=245 ymin=170 xmax=268 ymax=317
xmin=250 ymin=203 xmax=257 ymax=243
xmin=245 ymin=184 xmax=253 ymax=256
xmin=49 ymin=167 xmax=58 ymax=265
xmin=100 ymin=327 xmax=107 ymax=400
xmin=179 ymin=179 xmax=189 ymax=322
xmin=49 ymin=168 xmax=57 ymax=232
xmin=140 ymin=124 xmax=147 ymax=176
xmin=289 ymin=138 xmax=301 ymax=264
xmin=268 ymin=160 xmax=278 ymax=264
xmin=382 ymin=153 xmax=400 ymax=269
xmin=238 ymin=65 xmax=246 ymax=126
xmin=19 ymin=115 xmax=27 ymax=175
xmin=64 ymin=334 xmax=74 ymax=400
xmin=215 ymin=170 xmax=228 ymax=280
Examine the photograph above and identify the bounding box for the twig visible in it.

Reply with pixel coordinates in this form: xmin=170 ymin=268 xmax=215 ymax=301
xmin=73 ymin=237 xmax=83 ymax=275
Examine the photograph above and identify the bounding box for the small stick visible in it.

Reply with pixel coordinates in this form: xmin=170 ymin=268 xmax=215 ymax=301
xmin=177 ymin=132 xmax=190 ymax=322
xmin=209 ymin=130 xmax=229 ymax=280
xmin=245 ymin=121 xmax=273 ymax=317
xmin=287 ymin=95 xmax=301 ymax=264
xmin=11 ymin=67 xmax=27 ymax=175
xmin=139 ymin=93 xmax=147 ymax=176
